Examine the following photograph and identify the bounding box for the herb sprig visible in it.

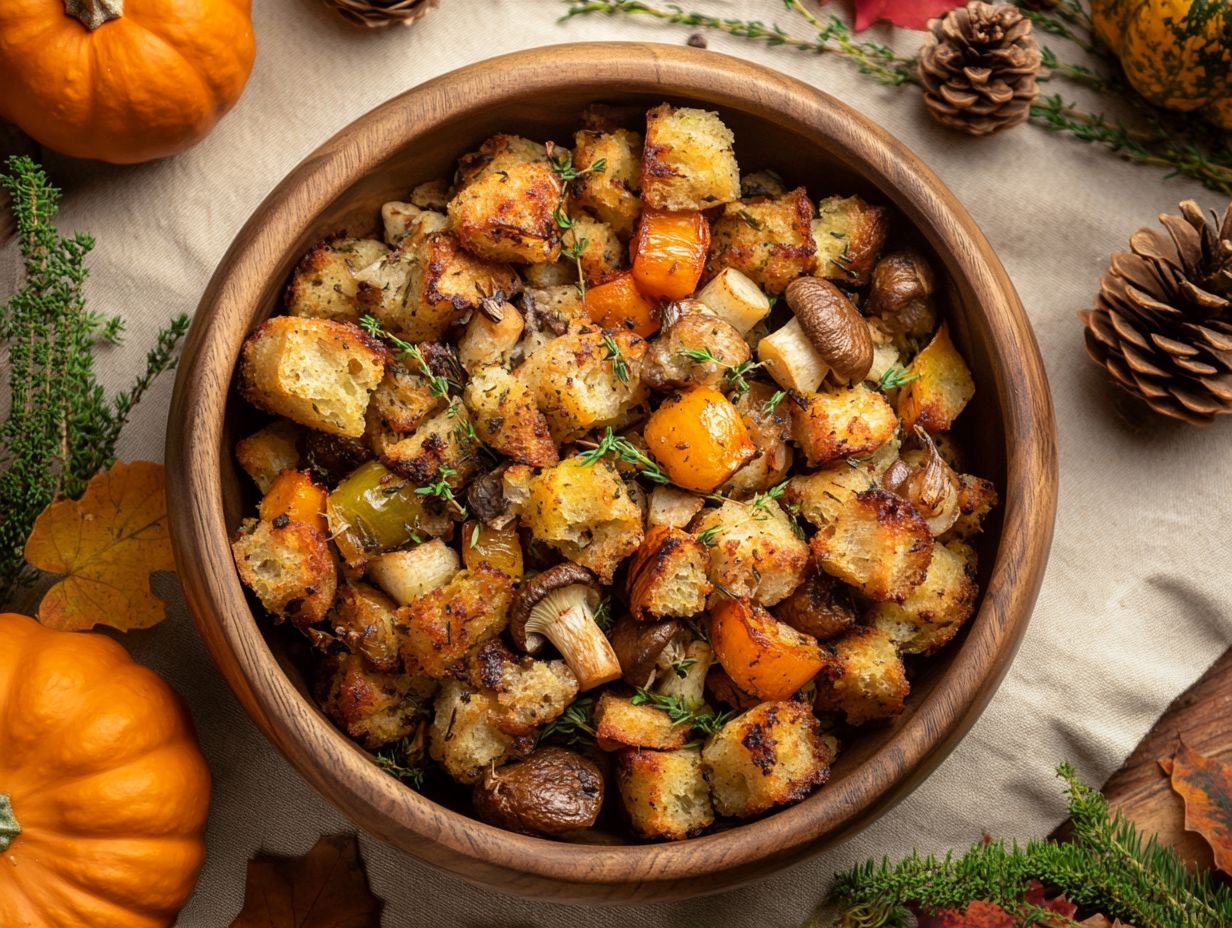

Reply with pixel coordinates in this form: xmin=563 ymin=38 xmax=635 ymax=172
xmin=415 ymin=465 xmax=468 ymax=519
xmin=631 ymin=688 xmax=734 ymax=736
xmin=577 ymin=427 xmax=670 ymax=484
xmin=602 ymin=334 xmax=631 ymax=384
xmin=375 ymin=739 xmax=426 ymax=789
xmin=679 ymin=346 xmax=767 ymax=399
xmin=877 ymin=365 xmax=920 ymax=391
xmin=538 ymin=696 xmax=598 ymax=748
xmin=359 ymin=315 xmax=458 ymax=401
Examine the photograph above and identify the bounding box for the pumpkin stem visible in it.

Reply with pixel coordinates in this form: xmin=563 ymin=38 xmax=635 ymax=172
xmin=0 ymin=794 xmax=18 ymax=853
xmin=64 ymin=0 xmax=123 ymax=31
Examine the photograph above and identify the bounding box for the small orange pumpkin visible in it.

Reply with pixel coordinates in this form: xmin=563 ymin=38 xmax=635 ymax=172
xmin=0 ymin=613 xmax=211 ymax=927
xmin=0 ymin=0 xmax=256 ymax=164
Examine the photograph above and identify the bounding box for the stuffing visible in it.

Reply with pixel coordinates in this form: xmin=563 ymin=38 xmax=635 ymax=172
xmin=897 ymin=324 xmax=976 ymax=433
xmin=944 ymin=473 xmax=999 ymax=541
xmin=367 ymin=539 xmax=460 ymax=606
xmin=719 ymin=382 xmax=795 ymax=498
xmin=457 ymin=303 xmax=525 ymax=373
xmin=868 ymin=541 xmax=978 ymax=655
xmin=615 ymin=747 xmax=714 ymax=840
xmin=785 ymin=448 xmax=897 ymax=529
xmin=811 ymin=195 xmax=890 ymax=287
xmin=641 ymin=103 xmax=741 ymax=211
xmin=772 ymin=570 xmax=858 ymax=642
xmin=463 ymin=365 xmax=559 ymax=467
xmin=789 ymin=384 xmax=899 ymax=468
xmin=285 ymin=237 xmax=389 ymax=323
xmin=626 ymin=526 xmax=712 ymax=620
xmin=399 ymin=566 xmax=515 ymax=678
xmin=571 ymin=127 xmax=643 ymax=237
xmin=365 ymin=365 xmax=446 ymax=441
xmin=814 ymin=626 xmax=909 ymax=725
xmin=316 ymin=651 xmax=436 ymax=750
xmin=379 ymin=201 xmax=449 ymax=246
xmin=232 ymin=517 xmax=336 ymax=629
xmin=371 ymin=402 xmax=480 ymax=487
xmin=235 ymin=419 xmax=302 ymax=493
xmin=467 ymin=641 xmax=581 ymax=737
xmin=562 ymin=213 xmax=625 ymax=285
xmin=647 ymin=485 xmax=706 ymax=529
xmin=429 ymin=678 xmax=531 ymax=784
xmin=707 ymin=188 xmax=817 ymax=295
xmin=518 ymin=285 xmax=590 ymax=358
xmin=641 ymin=309 xmax=752 ymax=394
xmin=328 ymin=581 xmax=403 ymax=673
xmin=594 ymin=692 xmax=689 ymax=751
xmin=691 ymin=498 xmax=809 ymax=607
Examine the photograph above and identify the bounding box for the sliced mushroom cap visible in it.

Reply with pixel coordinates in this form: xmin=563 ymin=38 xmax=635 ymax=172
xmin=609 ymin=613 xmax=680 ymax=688
xmin=784 ymin=277 xmax=874 ymax=384
xmin=510 ymin=562 xmax=621 ymax=690
xmin=472 ymin=747 xmax=605 ymax=835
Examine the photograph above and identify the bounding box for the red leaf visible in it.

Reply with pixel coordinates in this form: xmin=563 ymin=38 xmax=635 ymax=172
xmin=852 ymin=0 xmax=961 ymax=32
xmin=1024 ymin=879 xmax=1078 ymax=919
xmin=916 ymin=900 xmax=1016 ymax=927
xmin=1167 ymin=739 xmax=1232 ymax=875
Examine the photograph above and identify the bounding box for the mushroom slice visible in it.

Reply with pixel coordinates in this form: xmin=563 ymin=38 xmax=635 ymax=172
xmin=510 ymin=562 xmax=622 ymax=691
xmin=866 ymin=250 xmax=936 ymax=337
xmin=784 ymin=277 xmax=874 ymax=385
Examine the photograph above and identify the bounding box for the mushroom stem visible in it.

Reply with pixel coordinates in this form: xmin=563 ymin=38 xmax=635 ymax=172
xmin=654 ymin=639 xmax=713 ymax=710
xmin=526 ymin=585 xmax=622 ymax=691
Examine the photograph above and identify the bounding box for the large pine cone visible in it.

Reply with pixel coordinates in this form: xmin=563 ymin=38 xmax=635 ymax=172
xmin=918 ymin=2 xmax=1042 ymax=136
xmin=323 ymin=0 xmax=436 ymax=27
xmin=1081 ymin=201 xmax=1232 ymax=426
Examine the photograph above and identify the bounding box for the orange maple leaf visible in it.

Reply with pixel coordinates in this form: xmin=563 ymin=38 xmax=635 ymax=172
xmin=1165 ymin=739 xmax=1232 ymax=876
xmin=23 ymin=460 xmax=175 ymax=632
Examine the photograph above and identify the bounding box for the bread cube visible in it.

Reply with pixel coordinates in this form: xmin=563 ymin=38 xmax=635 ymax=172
xmin=568 ymin=129 xmax=643 ymax=239
xmin=522 ymin=457 xmax=645 ymax=584
xmin=868 ymin=541 xmax=978 ymax=655
xmin=627 ymin=527 xmax=712 ymax=620
xmin=701 ymin=700 xmax=836 ymax=818
xmin=773 ymin=570 xmax=858 ymax=642
xmin=366 ymin=365 xmax=446 ymax=441
xmin=239 ymin=317 xmax=387 ymax=438
xmin=522 ymin=261 xmax=579 ymax=289
xmin=814 ymin=626 xmax=909 ymax=725
xmin=897 ymin=324 xmax=975 ymax=433
xmin=615 ymin=747 xmax=714 ymax=840
xmin=707 ymin=189 xmax=817 ymax=295
xmin=232 ymin=517 xmax=337 ymax=629
xmin=789 ymin=383 xmax=899 ymax=468
xmin=457 ymin=303 xmax=525 ymax=372
xmin=429 ymin=678 xmax=530 ymax=784
xmin=399 ymin=565 xmax=515 ymax=678
xmin=518 ymin=285 xmax=590 ymax=358
xmin=235 ymin=419 xmax=301 ymax=493
xmin=811 ymin=195 xmax=890 ymax=287
xmin=491 ymin=660 xmax=579 ymax=738
xmin=455 ymin=133 xmax=549 ymax=186
xmin=810 ymin=488 xmax=933 ymax=603
xmin=519 ymin=329 xmax=649 ymax=443
xmin=691 ymin=498 xmax=809 ymax=607
xmin=329 ymin=582 xmax=403 ymax=673
xmin=285 ymin=237 xmax=389 ymax=323
xmin=741 ymin=169 xmax=788 ymax=198
xmin=463 ymin=365 xmax=559 ymax=467
xmin=944 ymin=473 xmax=999 ymax=541
xmin=594 ymin=693 xmax=689 ymax=751
xmin=641 ymin=104 xmax=741 ymax=211
xmin=784 ymin=437 xmax=901 ymax=527
xmin=563 ymin=213 xmax=625 ymax=285
xmin=317 ymin=652 xmax=436 ymax=750
xmin=367 ymin=539 xmax=460 ymax=606
xmin=372 ymin=403 xmax=480 ymax=487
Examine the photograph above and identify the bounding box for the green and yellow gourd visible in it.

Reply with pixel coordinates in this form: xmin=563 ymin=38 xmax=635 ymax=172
xmin=1091 ymin=0 xmax=1232 ymax=129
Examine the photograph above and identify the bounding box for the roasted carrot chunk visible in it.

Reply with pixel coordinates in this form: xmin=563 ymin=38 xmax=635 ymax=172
xmin=643 ymin=387 xmax=756 ymax=493
xmin=631 ymin=208 xmax=710 ymax=301
xmin=258 ymin=469 xmax=327 ymax=536
xmin=585 ymin=271 xmax=661 ymax=338
xmin=709 ymin=598 xmax=830 ymax=701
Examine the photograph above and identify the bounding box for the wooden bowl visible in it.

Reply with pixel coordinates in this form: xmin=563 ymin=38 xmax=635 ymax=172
xmin=166 ymin=42 xmax=1058 ymax=902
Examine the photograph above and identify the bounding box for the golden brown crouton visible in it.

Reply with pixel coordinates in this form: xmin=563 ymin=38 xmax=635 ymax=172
xmin=519 ymin=329 xmax=649 ymax=443
xmin=562 ymin=213 xmax=625 ymax=285
xmin=944 ymin=473 xmax=999 ymax=541
xmin=641 ymin=310 xmax=752 ymax=394
xmin=701 ymin=700 xmax=836 ymax=818
xmin=692 ymin=498 xmax=809 ymax=607
xmin=372 ymin=403 xmax=480 ymax=487
xmin=869 ymin=541 xmax=978 ymax=655
xmin=316 ymin=651 xmax=436 ymax=750
xmin=773 ymin=571 xmax=858 ymax=642
xmin=235 ymin=419 xmax=302 ymax=493
xmin=720 ymin=382 xmax=796 ymax=498
xmin=365 ymin=365 xmax=446 ymax=443
xmin=232 ymin=517 xmax=337 ymax=629
xmin=814 ymin=626 xmax=909 ymax=725
xmin=641 ymin=104 xmax=741 ymax=211
xmin=811 ymin=488 xmax=933 ymax=603
xmin=594 ymin=692 xmax=689 ymax=751
xmin=356 ymin=231 xmax=521 ymax=342
xmin=897 ymin=324 xmax=975 ymax=433
xmin=466 ymin=640 xmax=581 ymax=737
xmin=571 ymin=127 xmax=643 ymax=237
xmin=429 ymin=678 xmax=531 ymax=784
xmin=285 ymin=237 xmax=389 ymax=323
xmin=449 ymin=135 xmax=563 ymax=265
xmin=329 ymin=582 xmax=403 ymax=673
xmin=239 ymin=316 xmax=387 ymax=438
xmin=522 ymin=457 xmax=645 ymax=584
xmin=615 ymin=747 xmax=714 ymax=840
xmin=399 ymin=566 xmax=515 ymax=678
xmin=707 ymin=189 xmax=817 ymax=295
xmin=811 ymin=195 xmax=890 ymax=287
xmin=784 ymin=440 xmax=902 ymax=528
xmin=789 ymin=383 xmax=899 ymax=468
xmin=518 ymin=285 xmax=591 ymax=358
xmin=627 ymin=526 xmax=712 ymax=621
xmin=463 ymin=365 xmax=559 ymax=467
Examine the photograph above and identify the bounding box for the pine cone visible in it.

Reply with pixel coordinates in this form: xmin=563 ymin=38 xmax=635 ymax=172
xmin=323 ymin=0 xmax=436 ymax=28
xmin=1081 ymin=200 xmax=1232 ymax=426
xmin=918 ymin=2 xmax=1042 ymax=136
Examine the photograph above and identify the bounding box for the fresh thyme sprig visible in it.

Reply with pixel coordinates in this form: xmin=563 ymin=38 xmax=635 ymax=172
xmin=547 ymin=144 xmax=606 ymax=298
xmin=593 ymin=596 xmax=614 ymax=633
xmin=359 ymin=314 xmax=458 ymax=400
xmin=374 ymin=739 xmax=425 ymax=789
xmin=414 ymin=465 xmax=468 ymax=519
xmin=602 ymin=334 xmax=631 ymax=384
xmin=696 ymin=525 xmax=721 ymax=547
xmin=577 ymin=427 xmax=670 ymax=484
xmin=538 ymin=696 xmax=597 ymax=747
xmin=877 ymin=365 xmax=920 ymax=391
xmin=679 ymin=346 xmax=767 ymax=399
xmin=763 ymin=389 xmax=787 ymax=415
xmin=631 ymin=687 xmax=734 ymax=735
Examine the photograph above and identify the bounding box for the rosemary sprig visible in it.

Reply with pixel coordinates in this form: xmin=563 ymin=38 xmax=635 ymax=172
xmin=877 ymin=366 xmax=920 ymax=391
xmin=696 ymin=525 xmax=721 ymax=547
xmin=631 ymin=687 xmax=734 ymax=735
xmin=577 ymin=426 xmax=670 ymax=484
xmin=763 ymin=389 xmax=787 ymax=414
xmin=374 ymin=739 xmax=425 ymax=789
xmin=538 ymin=696 xmax=597 ymax=747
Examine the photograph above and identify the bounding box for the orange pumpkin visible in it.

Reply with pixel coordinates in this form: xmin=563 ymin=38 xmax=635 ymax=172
xmin=0 ymin=614 xmax=211 ymax=927
xmin=643 ymin=386 xmax=756 ymax=492
xmin=585 ymin=271 xmax=662 ymax=338
xmin=709 ymin=598 xmax=829 ymax=701
xmin=0 ymin=0 xmax=256 ymax=164
xmin=630 ymin=208 xmax=710 ymax=301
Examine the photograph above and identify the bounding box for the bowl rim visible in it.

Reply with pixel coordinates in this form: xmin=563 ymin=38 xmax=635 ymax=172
xmin=167 ymin=41 xmax=1059 ymax=898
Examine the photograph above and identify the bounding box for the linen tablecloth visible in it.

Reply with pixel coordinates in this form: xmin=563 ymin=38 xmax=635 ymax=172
xmin=3 ymin=2 xmax=1231 ymax=924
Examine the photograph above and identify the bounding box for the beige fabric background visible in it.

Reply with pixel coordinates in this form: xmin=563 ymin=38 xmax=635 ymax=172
xmin=3 ymin=1 xmax=1232 ymax=924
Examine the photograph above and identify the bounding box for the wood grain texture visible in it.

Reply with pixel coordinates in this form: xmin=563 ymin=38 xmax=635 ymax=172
xmin=164 ymin=43 xmax=1060 ymax=902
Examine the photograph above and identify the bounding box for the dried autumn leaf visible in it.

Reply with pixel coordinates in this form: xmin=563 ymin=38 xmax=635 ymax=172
xmin=915 ymin=900 xmax=1016 ymax=927
xmin=1166 ymin=740 xmax=1232 ymax=875
xmin=852 ymin=0 xmax=961 ymax=31
xmin=23 ymin=460 xmax=175 ymax=632
xmin=231 ymin=834 xmax=383 ymax=928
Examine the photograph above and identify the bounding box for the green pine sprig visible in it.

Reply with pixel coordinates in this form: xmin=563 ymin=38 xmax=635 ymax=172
xmin=0 ymin=156 xmax=189 ymax=602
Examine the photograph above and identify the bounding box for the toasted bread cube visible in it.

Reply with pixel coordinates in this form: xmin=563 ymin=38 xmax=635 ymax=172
xmin=429 ymin=678 xmax=529 ymax=784
xmin=232 ymin=517 xmax=337 ymax=629
xmin=239 ymin=317 xmax=386 ymax=438
xmin=707 ymin=189 xmax=817 ymax=295
xmin=317 ymin=652 xmax=436 ymax=750
xmin=811 ymin=488 xmax=933 ymax=603
xmin=869 ymin=541 xmax=978 ymax=655
xmin=741 ymin=169 xmax=788 ymax=198
xmin=790 ymin=384 xmax=899 ymax=468
xmin=399 ymin=566 xmax=515 ymax=678
xmin=692 ymin=499 xmax=809 ymax=607
xmin=236 ymin=420 xmax=302 ymax=493
xmin=523 ymin=457 xmax=644 ymax=584
xmin=519 ymin=329 xmax=649 ymax=443
xmin=457 ymin=303 xmax=525 ymax=372
xmin=481 ymin=651 xmax=580 ymax=738
xmin=647 ymin=485 xmax=706 ymax=529
xmin=367 ymin=539 xmax=460 ymax=607
xmin=519 ymin=285 xmax=591 ymax=358
xmin=897 ymin=324 xmax=975 ymax=433
xmin=595 ymin=693 xmax=689 ymax=751
xmin=627 ymin=527 xmax=712 ymax=620
xmin=463 ymin=366 xmax=559 ymax=467
xmin=814 ymin=626 xmax=908 ymax=725
xmin=702 ymin=700 xmax=836 ymax=818
xmin=811 ymin=195 xmax=890 ymax=287
xmin=356 ymin=230 xmax=520 ymax=342
xmin=365 ymin=365 xmax=446 ymax=442
xmin=944 ymin=473 xmax=999 ymax=541
xmin=380 ymin=201 xmax=449 ymax=246
xmin=563 ymin=213 xmax=625 ymax=285
xmin=522 ymin=261 xmax=579 ymax=289
xmin=372 ymin=403 xmax=480 ymax=486
xmin=616 ymin=747 xmax=714 ymax=840
xmin=327 ymin=582 xmax=403 ymax=673
xmin=642 ymin=104 xmax=741 ymax=211
xmin=456 ymin=133 xmax=549 ymax=185
xmin=285 ymin=237 xmax=390 ymax=323
xmin=773 ymin=570 xmax=858 ymax=642
xmin=571 ymin=127 xmax=643 ymax=237
xmin=784 ymin=438 xmax=901 ymax=527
